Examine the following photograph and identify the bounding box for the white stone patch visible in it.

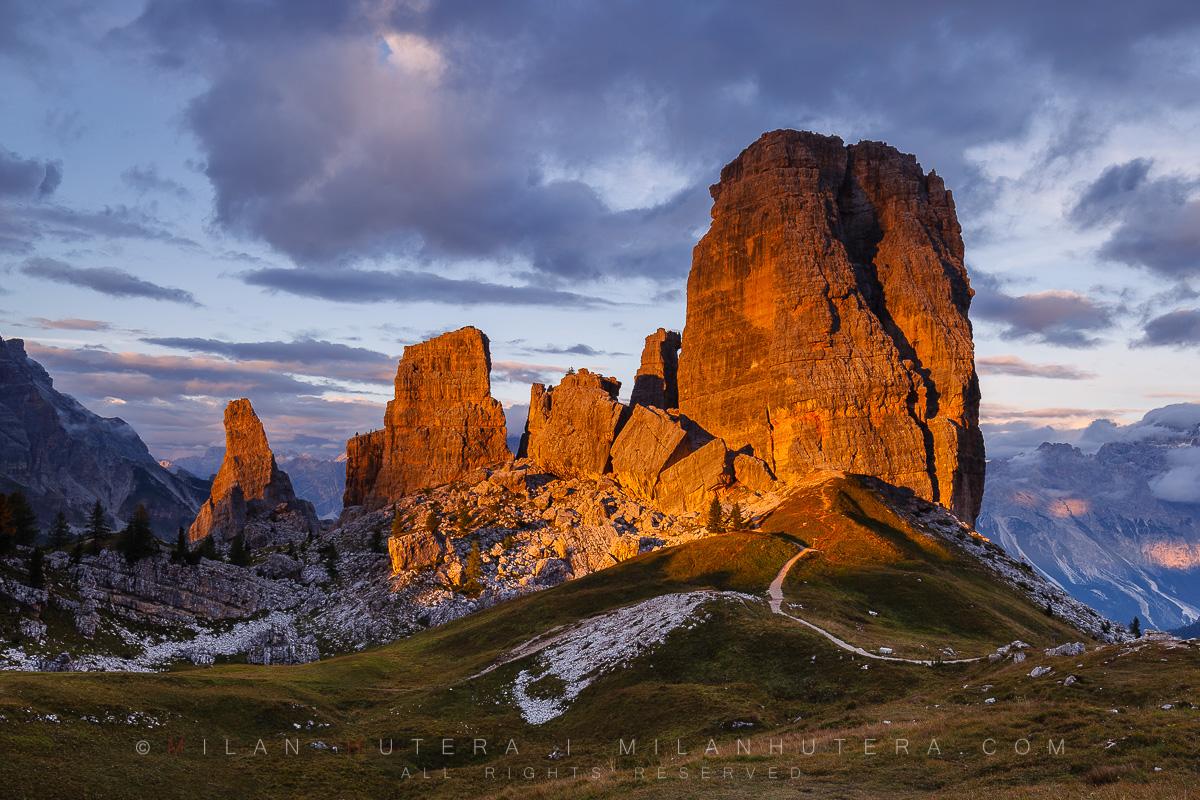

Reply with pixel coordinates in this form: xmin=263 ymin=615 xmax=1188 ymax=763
xmin=511 ymin=591 xmax=753 ymax=725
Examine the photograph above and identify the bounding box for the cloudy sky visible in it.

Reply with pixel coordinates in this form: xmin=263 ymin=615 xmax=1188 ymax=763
xmin=2 ymin=0 xmax=1199 ymax=461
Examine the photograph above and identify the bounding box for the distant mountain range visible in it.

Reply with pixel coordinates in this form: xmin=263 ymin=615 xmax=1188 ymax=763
xmin=0 ymin=335 xmax=209 ymax=536
xmin=168 ymin=447 xmax=346 ymax=520
xmin=977 ymin=404 xmax=1200 ymax=631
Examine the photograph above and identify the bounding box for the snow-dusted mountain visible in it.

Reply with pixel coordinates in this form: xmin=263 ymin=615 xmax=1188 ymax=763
xmin=0 ymin=335 xmax=209 ymax=535
xmin=978 ymin=404 xmax=1200 ymax=631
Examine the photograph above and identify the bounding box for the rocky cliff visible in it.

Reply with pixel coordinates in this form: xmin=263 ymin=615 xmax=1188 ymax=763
xmin=188 ymin=399 xmax=319 ymax=546
xmin=342 ymin=327 xmax=510 ymax=511
xmin=522 ymin=369 xmax=630 ymax=481
xmin=630 ymin=328 xmax=681 ymax=410
xmin=0 ymin=335 xmax=207 ymax=533
xmin=676 ymin=130 xmax=985 ymax=523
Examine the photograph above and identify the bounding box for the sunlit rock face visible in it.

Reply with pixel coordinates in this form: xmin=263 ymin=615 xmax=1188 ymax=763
xmin=630 ymin=328 xmax=682 ymax=411
xmin=188 ymin=398 xmax=319 ymax=545
xmin=676 ymin=129 xmax=985 ymax=524
xmin=521 ymin=369 xmax=630 ymax=482
xmin=342 ymin=326 xmax=510 ymax=511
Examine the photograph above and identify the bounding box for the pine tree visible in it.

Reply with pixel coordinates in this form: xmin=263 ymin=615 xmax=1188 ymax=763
xmin=172 ymin=526 xmax=189 ymax=563
xmin=455 ymin=503 xmax=472 ymax=538
xmin=727 ymin=503 xmax=747 ymax=532
xmin=462 ymin=540 xmax=482 ymax=595
xmin=706 ymin=497 xmax=725 ymax=534
xmin=228 ymin=532 xmax=251 ymax=567
xmin=27 ymin=546 xmax=45 ymax=589
xmin=425 ymin=508 xmax=441 ymax=536
xmin=0 ymin=494 xmax=12 ymax=555
xmin=85 ymin=500 xmax=110 ymax=551
xmin=117 ymin=503 xmax=157 ymax=563
xmin=1130 ymin=616 xmax=1142 ymax=637
xmin=391 ymin=508 xmax=405 ymax=539
xmin=8 ymin=492 xmax=39 ymax=547
xmin=71 ymin=540 xmax=83 ymax=564
xmin=48 ymin=512 xmax=72 ymax=550
xmin=193 ymin=535 xmax=217 ymax=564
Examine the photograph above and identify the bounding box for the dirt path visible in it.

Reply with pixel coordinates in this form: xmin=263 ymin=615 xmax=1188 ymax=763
xmin=768 ymin=547 xmax=982 ymax=666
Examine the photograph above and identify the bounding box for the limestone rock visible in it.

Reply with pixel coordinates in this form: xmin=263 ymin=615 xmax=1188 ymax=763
xmin=733 ymin=453 xmax=777 ymax=494
xmin=343 ymin=327 xmax=510 ymax=510
xmin=524 ymin=369 xmax=631 ymax=481
xmin=609 ymin=405 xmax=693 ymax=501
xmin=676 ymin=130 xmax=985 ymax=523
xmin=629 ymin=328 xmax=681 ymax=410
xmin=188 ymin=399 xmax=319 ymax=544
xmin=608 ymin=536 xmax=642 ymax=563
xmin=388 ymin=531 xmax=447 ymax=572
xmin=533 ymin=557 xmax=571 ymax=586
xmin=655 ymin=438 xmax=732 ymax=513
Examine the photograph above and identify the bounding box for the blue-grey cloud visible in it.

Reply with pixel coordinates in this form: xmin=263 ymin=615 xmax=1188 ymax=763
xmin=20 ymin=257 xmax=200 ymax=305
xmin=121 ymin=163 xmax=190 ymax=199
xmin=0 ymin=145 xmax=61 ymax=198
xmin=972 ymin=277 xmax=1116 ymax=348
xmin=1136 ymin=308 xmax=1200 ymax=347
xmin=239 ymin=266 xmax=611 ymax=307
xmin=140 ymin=336 xmax=394 ymax=382
xmin=977 ymin=355 xmax=1096 ymax=380
xmin=112 ymin=0 xmax=1200 ymax=284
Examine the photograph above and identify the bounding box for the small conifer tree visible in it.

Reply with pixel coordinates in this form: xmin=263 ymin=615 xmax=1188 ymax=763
xmin=117 ymin=503 xmax=157 ymax=563
xmin=391 ymin=508 xmax=405 ymax=539
xmin=48 ymin=511 xmax=72 ymax=549
xmin=706 ymin=497 xmax=725 ymax=534
xmin=1130 ymin=616 xmax=1142 ymax=637
xmin=172 ymin=526 xmax=189 ymax=563
xmin=8 ymin=492 xmax=39 ymax=547
xmin=71 ymin=539 xmax=83 ymax=564
xmin=462 ymin=540 xmax=482 ymax=595
xmin=369 ymin=526 xmax=384 ymax=554
xmin=455 ymin=503 xmax=472 ymax=538
xmin=425 ymin=508 xmax=441 ymax=536
xmin=0 ymin=494 xmax=13 ymax=555
xmin=228 ymin=532 xmax=251 ymax=567
xmin=85 ymin=500 xmax=110 ymax=552
xmin=727 ymin=503 xmax=747 ymax=532
xmin=28 ymin=546 xmax=45 ymax=589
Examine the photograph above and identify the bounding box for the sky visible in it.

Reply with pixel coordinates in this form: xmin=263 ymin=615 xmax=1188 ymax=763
xmin=1 ymin=0 xmax=1199 ymax=462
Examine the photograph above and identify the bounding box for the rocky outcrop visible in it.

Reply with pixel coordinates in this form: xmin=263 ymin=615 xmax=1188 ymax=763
xmin=0 ymin=336 xmax=208 ymax=533
xmin=609 ymin=405 xmax=692 ymax=501
xmin=654 ymin=438 xmax=732 ymax=513
xmin=342 ymin=327 xmax=510 ymax=511
xmin=388 ymin=530 xmax=447 ymax=572
xmin=188 ymin=399 xmax=319 ymax=545
xmin=630 ymin=328 xmax=682 ymax=410
xmin=522 ymin=369 xmax=631 ymax=482
xmin=676 ymin=130 xmax=985 ymax=523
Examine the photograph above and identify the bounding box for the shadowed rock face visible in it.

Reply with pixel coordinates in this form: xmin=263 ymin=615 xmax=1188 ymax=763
xmin=0 ymin=335 xmax=206 ymax=532
xmin=343 ymin=327 xmax=510 ymax=510
xmin=677 ymin=130 xmax=985 ymax=523
xmin=188 ymin=399 xmax=319 ymax=544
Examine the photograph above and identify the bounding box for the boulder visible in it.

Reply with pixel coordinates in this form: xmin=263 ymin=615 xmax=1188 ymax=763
xmin=676 ymin=130 xmax=985 ymax=524
xmin=388 ymin=531 xmax=447 ymax=572
xmin=523 ymin=369 xmax=631 ymax=481
xmin=533 ymin=557 xmax=571 ymax=586
xmin=1045 ymin=641 xmax=1087 ymax=657
xmin=654 ymin=438 xmax=732 ymax=513
xmin=733 ymin=453 xmax=777 ymax=494
xmin=342 ymin=327 xmax=510 ymax=510
xmin=609 ymin=405 xmax=693 ymax=500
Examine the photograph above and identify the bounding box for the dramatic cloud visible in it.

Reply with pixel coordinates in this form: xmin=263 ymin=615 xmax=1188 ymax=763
xmin=1150 ymin=446 xmax=1200 ymax=504
xmin=0 ymin=201 xmax=193 ymax=254
xmin=982 ymin=402 xmax=1200 ymax=460
xmin=524 ymin=343 xmax=629 ymax=358
xmin=976 ymin=355 xmax=1096 ymax=380
xmin=114 ymin=0 xmax=1200 ymax=285
xmin=239 ymin=267 xmax=611 ymax=307
xmin=1136 ymin=308 xmax=1200 ymax=347
xmin=1070 ymin=158 xmax=1200 ymax=280
xmin=121 ymin=163 xmax=190 ymax=198
xmin=0 ymin=145 xmax=61 ymax=197
xmin=140 ymin=336 xmax=395 ymax=383
xmin=972 ymin=284 xmax=1116 ymax=347
xmin=20 ymin=258 xmax=199 ymax=305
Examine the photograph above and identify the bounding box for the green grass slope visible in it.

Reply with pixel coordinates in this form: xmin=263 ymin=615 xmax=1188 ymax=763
xmin=1 ymin=477 xmax=1197 ymax=799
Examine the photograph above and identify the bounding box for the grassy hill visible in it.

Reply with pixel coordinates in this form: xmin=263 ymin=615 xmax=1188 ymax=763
xmin=2 ymin=476 xmax=1197 ymax=799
